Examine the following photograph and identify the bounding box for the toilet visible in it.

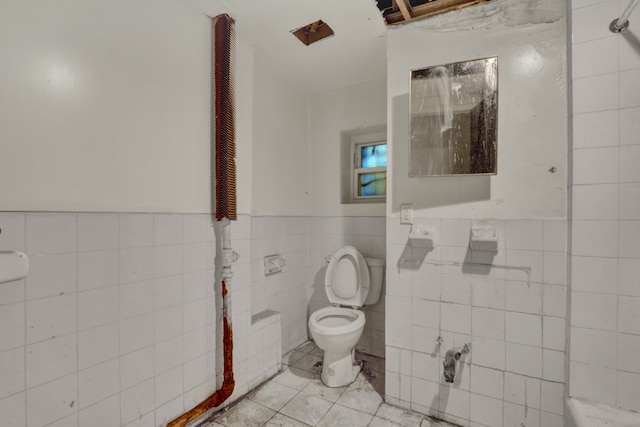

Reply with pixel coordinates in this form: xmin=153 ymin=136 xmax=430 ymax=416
xmin=308 ymin=246 xmax=384 ymax=387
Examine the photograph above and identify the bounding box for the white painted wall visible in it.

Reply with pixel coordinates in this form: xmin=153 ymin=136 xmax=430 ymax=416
xmin=0 ymin=0 xmax=254 ymax=215
xmin=250 ymin=52 xmax=309 ymax=216
xmin=387 ymin=0 xmax=568 ymax=219
xmin=308 ymin=78 xmax=387 ymax=217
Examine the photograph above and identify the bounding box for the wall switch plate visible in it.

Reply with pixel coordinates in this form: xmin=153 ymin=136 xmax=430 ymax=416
xmin=400 ymin=203 xmax=413 ymax=224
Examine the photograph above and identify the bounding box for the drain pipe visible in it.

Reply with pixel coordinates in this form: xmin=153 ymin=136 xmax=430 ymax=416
xmin=167 ymin=219 xmax=236 ymax=427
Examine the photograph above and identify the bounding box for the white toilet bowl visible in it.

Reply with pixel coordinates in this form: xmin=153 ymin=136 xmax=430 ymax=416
xmin=308 ymin=306 xmax=365 ymax=387
xmin=308 ymin=246 xmax=384 ymax=388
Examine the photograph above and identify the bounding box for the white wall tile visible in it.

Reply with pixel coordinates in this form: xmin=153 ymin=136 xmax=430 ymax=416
xmin=470 ymin=365 xmax=503 ymax=399
xmin=618 ymin=296 xmax=640 ymax=335
xmin=440 ymin=302 xmax=471 ymax=335
xmin=620 ymin=184 xmax=640 ymax=220
xmin=569 ymin=362 xmax=616 ymax=406
xmin=155 ymin=366 xmax=183 ymax=406
xmin=26 ymin=253 xmax=77 ymax=300
xmin=572 ymin=220 xmax=618 ymax=257
xmin=0 ymin=279 xmax=25 ymax=306
xmin=618 ymin=332 xmax=640 ymax=374
xmin=620 ymin=145 xmax=640 ymax=183
xmin=155 ymin=335 xmax=183 ymax=375
xmin=413 ymin=271 xmax=441 ymax=301
xmin=567 ymin=326 xmax=615 ymax=369
xmin=540 ymin=381 xmax=564 ymax=415
xmin=26 ymin=213 xmax=77 ymax=255
xmin=154 ymin=214 xmax=182 ymax=246
xmin=504 ymin=373 xmax=541 ymax=409
xmin=119 ymin=214 xmax=154 ymax=248
xmin=119 ymin=280 xmax=154 ymax=320
xmin=573 ymin=110 xmax=619 ymax=149
xmin=506 ymin=220 xmax=543 ymax=251
xmin=410 ymin=377 xmax=438 ymax=410
xmin=0 ymin=392 xmax=25 ymax=427
xmin=79 ymin=394 xmax=120 ymax=427
xmin=26 ymin=335 xmax=77 ymax=388
xmin=0 ymin=302 xmax=25 ymax=353
xmin=120 ymin=346 xmax=155 ymax=391
xmin=505 ymin=281 xmax=542 ymax=314
xmin=154 ymin=276 xmax=183 ymax=312
xmin=78 ymin=213 xmax=119 ymax=252
xmin=471 ymin=308 xmax=504 ymax=340
xmin=78 ymin=250 xmax=119 ymax=291
xmin=572 ymin=0 xmax=618 ymax=43
xmin=619 ymin=258 xmax=640 ymax=297
xmin=543 ymin=251 xmax=567 ymax=286
xmin=471 ymin=337 xmax=505 ymax=370
xmin=573 ymin=73 xmax=619 ymax=114
xmin=471 ymin=277 xmax=505 ymax=310
xmin=78 ymin=359 xmax=119 ymax=409
xmin=543 ymin=285 xmax=566 ymax=318
xmin=78 ymin=323 xmax=119 ymax=370
xmin=504 ymin=402 xmax=540 ymax=427
xmin=506 ymin=343 xmax=542 ymax=378
xmin=573 ymin=184 xmax=619 ymax=220
xmin=0 ymin=212 xmax=26 ymax=252
xmin=469 ymin=393 xmax=503 ymax=427
xmin=183 ymin=214 xmax=214 ymax=244
xmin=120 ymin=379 xmax=155 ymax=425
xmin=571 ymin=292 xmax=617 ymax=331
xmin=506 ymin=313 xmax=542 ymax=347
xmin=154 ymin=245 xmax=183 ymax=278
xmin=572 ymin=37 xmax=619 ymax=79
xmin=620 ymin=69 xmax=640 ymax=108
xmin=120 ymin=314 xmax=154 ymax=355
xmin=620 ymin=107 xmax=640 ymax=146
xmin=573 ymin=147 xmax=619 ymax=185
xmin=410 ymin=298 xmax=439 ymax=328
xmin=571 ymin=256 xmax=618 ymax=294
xmin=619 ymin=221 xmax=640 ymax=258
xmin=26 ymin=374 xmax=77 ymax=427
xmin=0 ymin=347 xmax=25 ymax=397
xmin=78 ymin=287 xmax=119 ymax=331
xmin=26 ymin=293 xmax=77 ymax=344
xmin=543 ymin=316 xmax=566 ymax=351
xmin=543 ymin=349 xmax=564 ymax=382
xmin=438 ymin=386 xmax=469 ymax=420
xmin=617 ymin=371 xmax=640 ymax=412
xmin=119 ymin=247 xmax=154 ymax=284
xmin=156 ymin=306 xmax=184 ymax=343
xmin=440 ymin=219 xmax=471 ymax=247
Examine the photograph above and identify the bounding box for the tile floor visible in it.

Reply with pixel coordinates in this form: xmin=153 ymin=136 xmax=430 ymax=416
xmin=197 ymin=341 xmax=458 ymax=427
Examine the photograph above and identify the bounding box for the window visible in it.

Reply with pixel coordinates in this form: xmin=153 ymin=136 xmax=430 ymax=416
xmin=352 ymin=136 xmax=387 ymax=201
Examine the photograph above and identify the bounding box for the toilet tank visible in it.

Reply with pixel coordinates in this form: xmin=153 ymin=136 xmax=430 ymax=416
xmin=364 ymin=256 xmax=384 ymax=305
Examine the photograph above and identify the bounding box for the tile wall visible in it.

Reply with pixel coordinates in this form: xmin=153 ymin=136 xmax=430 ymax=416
xmin=570 ymin=0 xmax=640 ymax=411
xmin=0 ymin=212 xmax=270 ymax=427
xmin=384 ymin=218 xmax=568 ymax=427
xmin=250 ymin=217 xmax=309 ymax=354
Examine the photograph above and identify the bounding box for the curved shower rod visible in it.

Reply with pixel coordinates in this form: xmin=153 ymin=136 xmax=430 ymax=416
xmin=610 ymin=0 xmax=639 ymax=33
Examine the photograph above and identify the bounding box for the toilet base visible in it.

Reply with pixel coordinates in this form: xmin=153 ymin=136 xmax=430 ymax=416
xmin=320 ymin=349 xmax=361 ymax=387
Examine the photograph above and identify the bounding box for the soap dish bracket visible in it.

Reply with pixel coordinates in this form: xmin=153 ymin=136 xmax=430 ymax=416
xmin=264 ymin=254 xmax=286 ymax=276
xmin=408 ymin=225 xmax=435 ymax=247
xmin=469 ymin=223 xmax=498 ymax=251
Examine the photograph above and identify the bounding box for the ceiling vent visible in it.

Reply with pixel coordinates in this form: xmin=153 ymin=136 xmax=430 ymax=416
xmin=291 ymin=20 xmax=335 ymax=46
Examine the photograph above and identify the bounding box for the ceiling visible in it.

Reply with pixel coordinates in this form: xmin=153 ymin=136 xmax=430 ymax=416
xmin=191 ymin=0 xmax=387 ymax=94
xmin=188 ymin=0 xmax=488 ymax=94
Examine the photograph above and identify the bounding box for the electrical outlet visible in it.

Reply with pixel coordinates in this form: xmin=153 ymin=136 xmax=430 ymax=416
xmin=400 ymin=203 xmax=413 ymax=224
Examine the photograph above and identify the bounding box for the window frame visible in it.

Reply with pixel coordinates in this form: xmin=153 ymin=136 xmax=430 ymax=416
xmin=351 ymin=133 xmax=387 ymax=202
